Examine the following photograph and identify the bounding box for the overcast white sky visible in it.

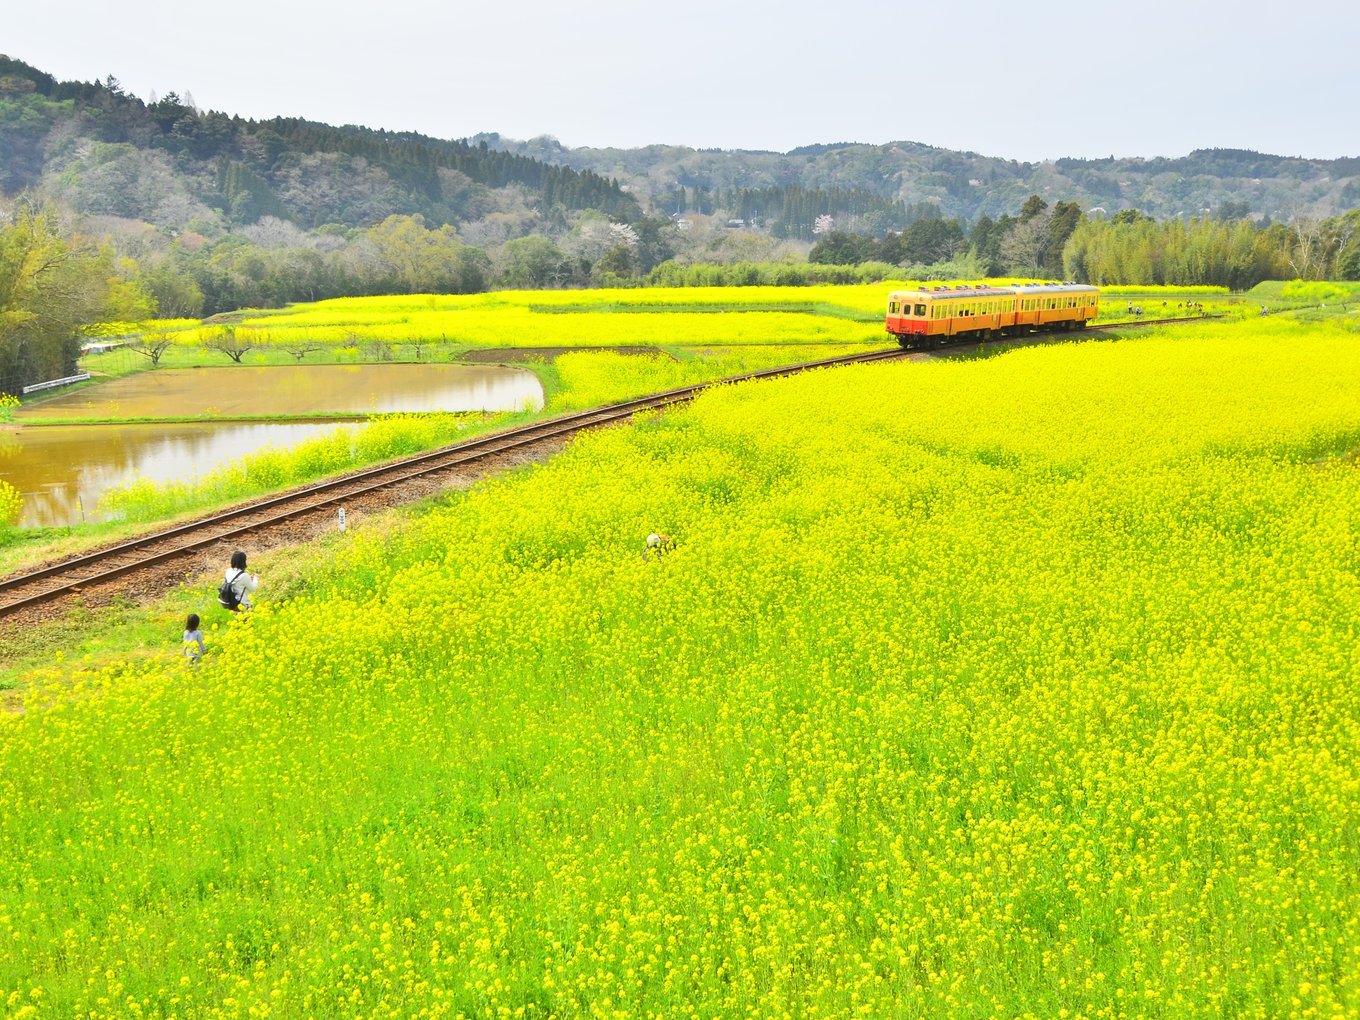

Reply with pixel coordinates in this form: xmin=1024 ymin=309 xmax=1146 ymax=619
xmin=4 ymin=0 xmax=1356 ymax=162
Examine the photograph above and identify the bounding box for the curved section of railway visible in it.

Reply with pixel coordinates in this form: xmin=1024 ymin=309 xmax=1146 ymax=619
xmin=0 ymin=316 xmax=1207 ymax=620
xmin=0 ymin=347 xmax=908 ymax=618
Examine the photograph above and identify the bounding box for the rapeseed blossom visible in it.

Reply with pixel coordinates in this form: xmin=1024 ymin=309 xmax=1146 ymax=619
xmin=120 ymin=283 xmax=1245 ymax=358
xmin=2 ymin=315 xmax=1358 ymax=1017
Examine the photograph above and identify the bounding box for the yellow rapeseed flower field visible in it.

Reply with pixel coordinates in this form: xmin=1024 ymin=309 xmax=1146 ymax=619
xmin=3 ymin=313 xmax=1358 ymax=1017
xmin=154 ymin=286 xmax=892 ymax=352
xmin=121 ymin=282 xmax=1245 ymax=362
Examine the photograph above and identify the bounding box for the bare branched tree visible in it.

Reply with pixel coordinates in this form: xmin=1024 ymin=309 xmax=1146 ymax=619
xmin=1288 ymin=212 xmax=1327 ymax=279
xmin=126 ymin=331 xmax=175 ymax=367
xmin=280 ymin=332 xmax=324 ymax=361
xmin=1000 ymin=214 xmax=1051 ymax=276
xmin=201 ymin=325 xmax=255 ymax=363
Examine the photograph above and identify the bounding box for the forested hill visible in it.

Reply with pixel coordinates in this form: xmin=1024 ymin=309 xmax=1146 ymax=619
xmin=478 ymin=135 xmax=1360 ymax=226
xmin=6 ymin=53 xmax=1356 ymax=241
xmin=0 ymin=56 xmax=640 ymax=229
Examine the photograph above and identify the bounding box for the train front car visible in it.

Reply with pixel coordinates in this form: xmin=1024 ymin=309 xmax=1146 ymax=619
xmin=885 ymin=289 xmax=932 ymax=347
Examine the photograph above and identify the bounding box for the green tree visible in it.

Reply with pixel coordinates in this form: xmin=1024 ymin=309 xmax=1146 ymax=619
xmin=593 ymin=244 xmax=636 ymax=280
xmin=1019 ymin=195 xmax=1049 ymax=221
xmin=144 ymin=262 xmax=206 ymax=318
xmin=0 ymin=202 xmax=112 ymax=394
xmin=365 ymin=214 xmax=485 ymax=294
xmin=904 ymin=218 xmax=966 ymax=264
xmin=1044 ymin=201 xmax=1083 ymax=276
xmin=808 ymin=231 xmax=875 ymax=265
xmin=499 ymin=236 xmax=567 ymax=289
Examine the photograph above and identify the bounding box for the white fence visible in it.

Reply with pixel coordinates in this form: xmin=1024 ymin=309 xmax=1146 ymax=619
xmin=22 ymin=373 xmax=91 ymax=394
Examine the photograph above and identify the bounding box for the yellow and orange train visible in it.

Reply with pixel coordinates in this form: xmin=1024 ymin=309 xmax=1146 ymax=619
xmin=885 ymin=282 xmax=1100 ymax=348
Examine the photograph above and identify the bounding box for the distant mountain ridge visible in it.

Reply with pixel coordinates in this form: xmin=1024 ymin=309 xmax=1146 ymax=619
xmin=476 ymin=134 xmax=1360 ymax=225
xmin=1 ymin=53 xmax=1356 ymax=239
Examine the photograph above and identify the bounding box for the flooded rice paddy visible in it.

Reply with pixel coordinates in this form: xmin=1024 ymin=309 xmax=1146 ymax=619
xmin=1 ymin=422 xmax=359 ymax=528
xmin=3 ymin=364 xmax=543 ymax=528
xmin=17 ymin=364 xmax=544 ymax=420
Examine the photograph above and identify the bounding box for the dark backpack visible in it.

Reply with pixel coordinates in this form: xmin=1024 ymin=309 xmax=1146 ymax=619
xmin=218 ymin=569 xmax=245 ymax=610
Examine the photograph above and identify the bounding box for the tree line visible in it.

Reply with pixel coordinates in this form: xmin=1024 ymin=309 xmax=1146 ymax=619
xmin=810 ymin=197 xmax=1360 ymax=288
xmin=660 ymin=183 xmax=915 ymax=239
xmin=8 ymin=190 xmax=1360 ymax=394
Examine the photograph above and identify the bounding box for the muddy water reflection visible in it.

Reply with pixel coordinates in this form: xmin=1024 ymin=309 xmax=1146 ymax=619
xmin=20 ymin=364 xmax=544 ymax=419
xmin=4 ymin=364 xmax=545 ymax=529
xmin=0 ymin=422 xmax=361 ymax=528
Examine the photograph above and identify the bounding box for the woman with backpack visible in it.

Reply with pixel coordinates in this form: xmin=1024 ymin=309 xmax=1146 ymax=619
xmin=219 ymin=550 xmax=260 ymax=612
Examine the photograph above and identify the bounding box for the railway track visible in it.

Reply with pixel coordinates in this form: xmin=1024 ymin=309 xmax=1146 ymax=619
xmin=1089 ymin=314 xmax=1219 ymax=330
xmin=0 ymin=346 xmax=908 ymax=619
xmin=897 ymin=313 xmax=1220 ymax=349
xmin=0 ymin=315 xmax=1215 ymax=619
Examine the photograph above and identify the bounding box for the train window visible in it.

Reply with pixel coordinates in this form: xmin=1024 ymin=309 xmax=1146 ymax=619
xmin=889 ymin=301 xmax=899 ymax=314
xmin=914 ymin=304 xmax=926 ymax=316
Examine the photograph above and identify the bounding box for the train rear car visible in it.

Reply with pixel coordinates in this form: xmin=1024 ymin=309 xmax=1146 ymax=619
xmin=1012 ymin=283 xmax=1099 ymax=331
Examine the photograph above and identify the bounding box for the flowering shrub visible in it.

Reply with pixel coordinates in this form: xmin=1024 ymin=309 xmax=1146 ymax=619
xmin=0 ymin=479 xmax=22 ymax=528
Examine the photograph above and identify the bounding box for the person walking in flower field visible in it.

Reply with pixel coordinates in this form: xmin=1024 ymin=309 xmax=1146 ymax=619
xmin=644 ymin=533 xmax=674 ymax=559
xmin=183 ymin=613 xmax=205 ymax=663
